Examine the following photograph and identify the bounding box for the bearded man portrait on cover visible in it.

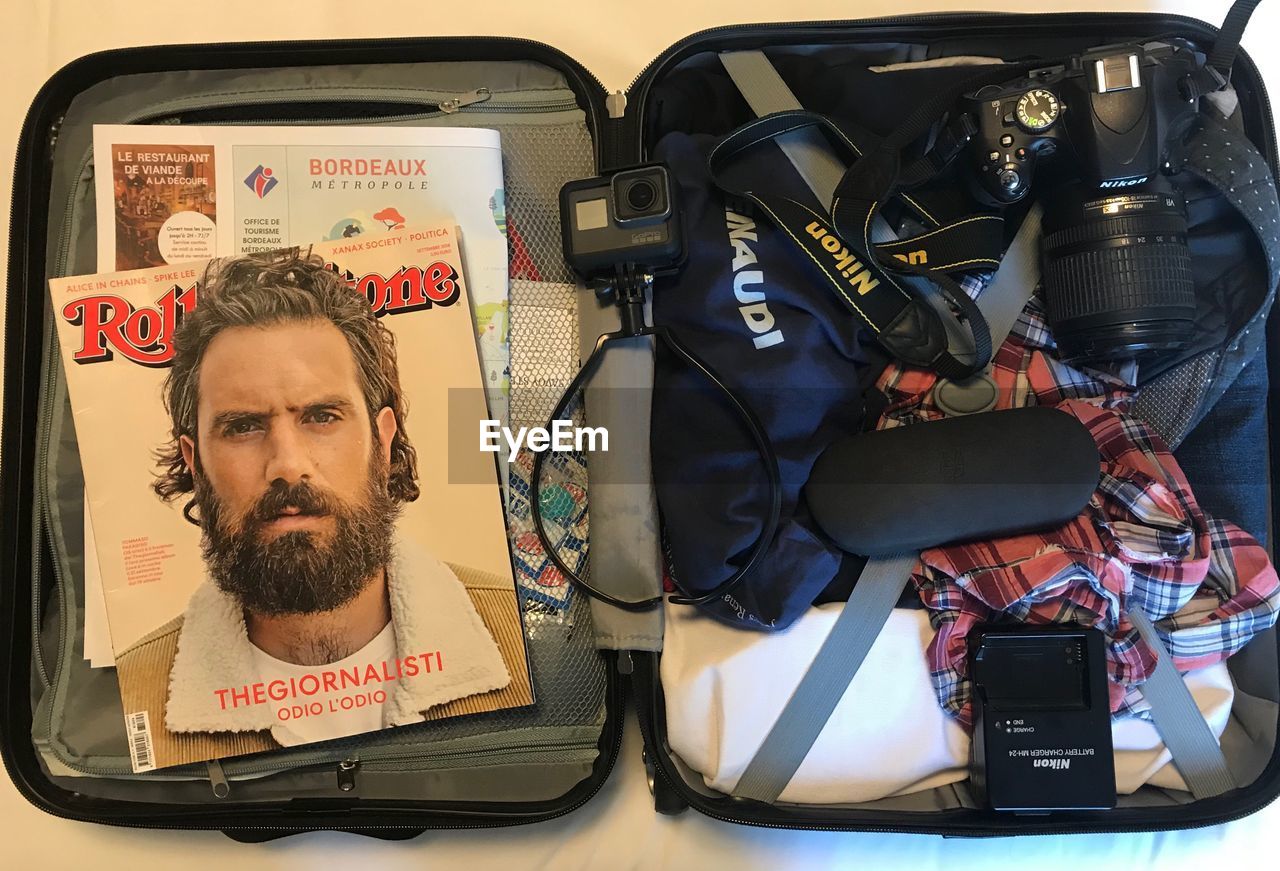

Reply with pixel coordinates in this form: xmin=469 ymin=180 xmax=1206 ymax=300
xmin=113 ymin=249 xmax=531 ymax=765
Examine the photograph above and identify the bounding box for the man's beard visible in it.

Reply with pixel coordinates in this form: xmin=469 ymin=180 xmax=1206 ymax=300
xmin=195 ymin=457 xmax=401 ymax=617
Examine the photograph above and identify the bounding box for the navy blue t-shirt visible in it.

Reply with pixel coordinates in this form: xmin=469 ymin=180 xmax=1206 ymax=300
xmin=650 ymin=131 xmax=881 ymax=630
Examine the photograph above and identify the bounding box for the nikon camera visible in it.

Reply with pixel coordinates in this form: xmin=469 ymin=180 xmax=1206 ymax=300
xmin=966 ymin=42 xmax=1204 ymax=362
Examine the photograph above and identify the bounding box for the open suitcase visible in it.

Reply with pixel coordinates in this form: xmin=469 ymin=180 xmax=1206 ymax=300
xmin=3 ymin=5 xmax=1278 ymax=840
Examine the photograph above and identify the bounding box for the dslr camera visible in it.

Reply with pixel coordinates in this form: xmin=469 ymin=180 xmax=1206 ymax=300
xmin=560 ymin=163 xmax=684 ymax=279
xmin=966 ymin=41 xmax=1204 ymax=362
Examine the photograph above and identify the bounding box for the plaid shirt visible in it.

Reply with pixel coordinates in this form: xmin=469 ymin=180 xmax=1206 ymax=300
xmin=875 ymin=290 xmax=1280 ymax=728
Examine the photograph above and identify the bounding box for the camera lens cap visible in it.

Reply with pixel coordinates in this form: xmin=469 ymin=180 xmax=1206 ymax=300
xmin=933 ymin=371 xmax=1000 ymax=417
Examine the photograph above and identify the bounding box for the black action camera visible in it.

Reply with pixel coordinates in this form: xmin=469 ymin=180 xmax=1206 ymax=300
xmin=966 ymin=41 xmax=1203 ymax=362
xmin=560 ymin=163 xmax=684 ymax=279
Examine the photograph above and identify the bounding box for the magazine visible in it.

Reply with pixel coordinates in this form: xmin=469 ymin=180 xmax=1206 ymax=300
xmin=93 ymin=124 xmax=509 ymax=404
xmin=84 ymin=124 xmax=512 ymax=666
xmin=51 ymin=226 xmax=532 ymax=772
xmin=83 ymin=515 xmax=112 ymax=667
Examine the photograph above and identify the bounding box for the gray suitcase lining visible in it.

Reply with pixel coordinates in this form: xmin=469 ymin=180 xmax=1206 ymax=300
xmin=33 ymin=59 xmax=609 ymax=803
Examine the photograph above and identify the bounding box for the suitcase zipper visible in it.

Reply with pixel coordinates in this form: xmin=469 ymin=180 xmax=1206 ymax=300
xmin=439 ymin=88 xmax=492 ymax=113
xmin=210 ymin=736 xmax=602 ymax=801
xmin=3 ymin=666 xmax=626 ymax=832
xmin=29 ymin=322 xmax=61 ymax=691
xmin=335 ymin=758 xmax=358 ymax=792
xmin=206 ymin=760 xmax=230 ymax=799
xmin=217 ymin=735 xmax=602 ymax=783
xmin=617 ymin=12 xmax=1277 ymax=175
xmin=632 ymin=648 xmax=1280 ymax=835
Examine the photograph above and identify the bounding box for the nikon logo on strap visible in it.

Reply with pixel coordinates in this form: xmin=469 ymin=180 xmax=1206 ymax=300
xmin=804 ymin=222 xmax=880 ymax=296
xmin=707 ymin=108 xmax=1001 ymax=378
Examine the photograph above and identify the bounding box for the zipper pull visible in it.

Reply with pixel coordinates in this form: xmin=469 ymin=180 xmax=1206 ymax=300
xmin=337 ymin=758 xmax=360 ymax=792
xmin=606 ymin=90 xmax=627 ymax=119
xmin=48 ymin=114 xmax=65 ymax=157
xmin=207 ymin=759 xmax=230 ymax=799
xmin=439 ymin=88 xmax=492 ymax=114
xmin=617 ymin=650 xmax=634 ymax=675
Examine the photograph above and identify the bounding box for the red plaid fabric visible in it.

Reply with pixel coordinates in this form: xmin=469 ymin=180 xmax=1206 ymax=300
xmin=875 ymin=297 xmax=1280 ymax=729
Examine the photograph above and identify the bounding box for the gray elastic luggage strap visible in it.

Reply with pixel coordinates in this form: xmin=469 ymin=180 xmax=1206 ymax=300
xmin=977 ymin=202 xmax=1042 ymax=352
xmin=733 ymin=552 xmax=918 ymax=803
xmin=577 ymin=292 xmax=665 ymax=650
xmin=718 ymin=50 xmax=849 ymax=204
xmin=1129 ymin=610 xmax=1235 ymax=799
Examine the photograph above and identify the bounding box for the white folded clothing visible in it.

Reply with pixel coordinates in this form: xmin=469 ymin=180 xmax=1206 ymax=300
xmin=662 ymin=602 xmax=1235 ymax=804
xmin=662 ymin=603 xmax=970 ymax=804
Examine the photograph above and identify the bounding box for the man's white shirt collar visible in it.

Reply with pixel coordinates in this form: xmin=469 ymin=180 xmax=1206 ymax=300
xmin=164 ymin=540 xmax=512 ymax=739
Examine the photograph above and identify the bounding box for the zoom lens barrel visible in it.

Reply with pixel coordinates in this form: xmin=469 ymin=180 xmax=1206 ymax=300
xmin=1041 ymin=181 xmax=1195 ymax=362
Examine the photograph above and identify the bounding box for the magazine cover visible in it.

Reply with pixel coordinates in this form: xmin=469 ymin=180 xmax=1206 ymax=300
xmin=51 ymin=225 xmax=532 ymax=772
xmin=84 ymin=124 xmax=513 ymax=667
xmin=92 ymin=123 xmax=510 ymax=419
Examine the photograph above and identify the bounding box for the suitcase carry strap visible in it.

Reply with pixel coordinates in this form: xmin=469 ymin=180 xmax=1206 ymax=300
xmin=733 ymin=552 xmax=917 ymax=803
xmin=1129 ymin=611 xmax=1235 ymax=798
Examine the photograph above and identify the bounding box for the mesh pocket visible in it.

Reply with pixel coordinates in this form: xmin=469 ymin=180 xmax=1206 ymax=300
xmin=319 ymin=117 xmax=609 ymax=749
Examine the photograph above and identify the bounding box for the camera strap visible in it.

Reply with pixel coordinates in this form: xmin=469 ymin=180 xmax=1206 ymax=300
xmin=708 ymin=56 xmax=1047 ymax=380
xmin=1179 ymin=0 xmax=1264 ymax=100
xmin=708 ymin=114 xmax=1001 ymax=380
xmin=720 ymin=49 xmax=1032 ymax=370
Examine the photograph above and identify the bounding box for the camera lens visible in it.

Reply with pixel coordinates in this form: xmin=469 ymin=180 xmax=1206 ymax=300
xmin=612 ymin=167 xmax=670 ymax=223
xmin=1041 ymin=180 xmax=1195 ymax=362
xmin=625 ymin=179 xmax=658 ymax=212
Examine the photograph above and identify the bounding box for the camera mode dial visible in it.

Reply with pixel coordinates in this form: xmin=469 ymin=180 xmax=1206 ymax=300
xmin=1015 ymin=89 xmax=1061 ymax=132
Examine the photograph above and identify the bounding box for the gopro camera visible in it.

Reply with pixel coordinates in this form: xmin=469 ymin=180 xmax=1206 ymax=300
xmin=560 ymin=164 xmax=684 ymax=278
xmin=969 ymin=626 xmax=1116 ymax=813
